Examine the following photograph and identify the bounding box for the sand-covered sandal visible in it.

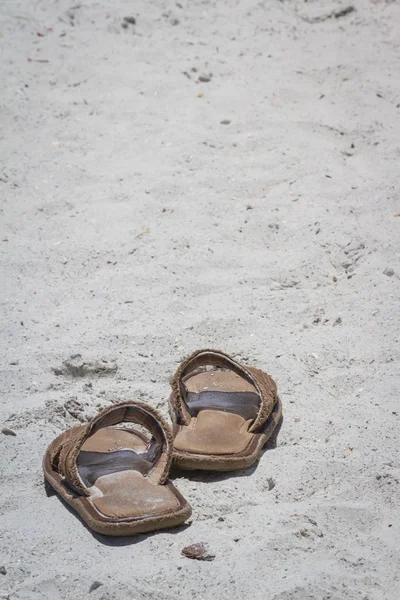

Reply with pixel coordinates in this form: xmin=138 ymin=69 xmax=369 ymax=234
xmin=169 ymin=349 xmax=282 ymax=471
xmin=43 ymin=401 xmax=192 ymax=536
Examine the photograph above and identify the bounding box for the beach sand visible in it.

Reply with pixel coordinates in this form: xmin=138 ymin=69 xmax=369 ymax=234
xmin=0 ymin=0 xmax=399 ymax=598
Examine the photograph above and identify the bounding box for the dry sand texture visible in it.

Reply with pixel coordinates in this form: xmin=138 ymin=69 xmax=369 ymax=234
xmin=0 ymin=0 xmax=399 ymax=598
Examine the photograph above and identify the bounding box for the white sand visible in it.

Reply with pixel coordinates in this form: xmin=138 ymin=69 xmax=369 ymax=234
xmin=1 ymin=0 xmax=399 ymax=598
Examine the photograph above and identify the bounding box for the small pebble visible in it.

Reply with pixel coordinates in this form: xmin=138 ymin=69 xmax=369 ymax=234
xmin=89 ymin=581 xmax=103 ymax=593
xmin=0 ymin=566 xmax=6 ymax=575
xmin=299 ymin=529 xmax=310 ymax=538
xmin=220 ymin=119 xmax=231 ymax=125
xmin=199 ymin=74 xmax=211 ymax=82
xmin=1 ymin=427 xmax=17 ymax=437
xmin=383 ymin=268 xmax=394 ymax=277
xmin=267 ymin=477 xmax=276 ymax=491
xmin=123 ymin=16 xmax=136 ymax=25
xmin=182 ymin=543 xmax=215 ymax=561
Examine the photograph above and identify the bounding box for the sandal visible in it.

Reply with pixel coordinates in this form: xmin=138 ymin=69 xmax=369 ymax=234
xmin=43 ymin=401 xmax=192 ymax=536
xmin=169 ymin=349 xmax=282 ymax=471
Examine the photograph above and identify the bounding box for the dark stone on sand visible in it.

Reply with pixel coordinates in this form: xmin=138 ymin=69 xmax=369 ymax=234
xmin=89 ymin=581 xmax=103 ymax=593
xmin=123 ymin=16 xmax=136 ymax=25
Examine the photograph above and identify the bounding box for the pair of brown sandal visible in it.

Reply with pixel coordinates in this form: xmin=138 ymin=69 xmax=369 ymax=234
xmin=43 ymin=349 xmax=282 ymax=536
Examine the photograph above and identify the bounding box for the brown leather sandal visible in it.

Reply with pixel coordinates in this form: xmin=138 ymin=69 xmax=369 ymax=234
xmin=43 ymin=401 xmax=192 ymax=536
xmin=169 ymin=349 xmax=282 ymax=471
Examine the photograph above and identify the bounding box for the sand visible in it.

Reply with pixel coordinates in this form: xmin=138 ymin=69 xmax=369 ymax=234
xmin=0 ymin=0 xmax=399 ymax=598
